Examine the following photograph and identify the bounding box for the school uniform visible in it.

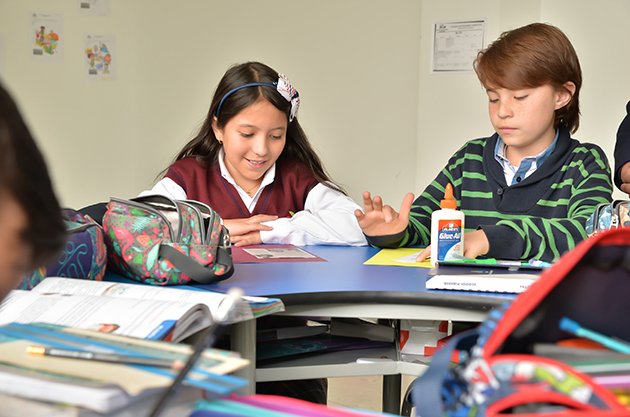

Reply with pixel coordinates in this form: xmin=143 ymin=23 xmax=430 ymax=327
xmin=147 ymin=150 xmax=366 ymax=246
xmin=613 ymin=100 xmax=630 ymax=190
xmin=146 ymin=151 xmax=365 ymax=403
xmin=367 ymin=126 xmax=613 ymax=262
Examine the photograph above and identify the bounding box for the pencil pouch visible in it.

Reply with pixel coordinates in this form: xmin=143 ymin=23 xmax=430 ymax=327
xmin=18 ymin=208 xmax=107 ymax=290
xmin=586 ymin=200 xmax=630 ymax=236
xmin=411 ymin=228 xmax=630 ymax=417
xmin=102 ymin=194 xmax=234 ymax=285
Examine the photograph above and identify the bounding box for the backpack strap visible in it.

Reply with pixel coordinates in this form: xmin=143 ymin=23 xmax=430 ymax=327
xmin=411 ymin=329 xmax=479 ymax=417
xmin=159 ymin=245 xmax=234 ymax=284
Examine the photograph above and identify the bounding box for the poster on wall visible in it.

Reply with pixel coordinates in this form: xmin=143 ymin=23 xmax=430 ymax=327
xmin=78 ymin=0 xmax=110 ymax=16
xmin=84 ymin=34 xmax=115 ymax=80
xmin=30 ymin=12 xmax=64 ymax=62
xmin=432 ymin=19 xmax=485 ymax=72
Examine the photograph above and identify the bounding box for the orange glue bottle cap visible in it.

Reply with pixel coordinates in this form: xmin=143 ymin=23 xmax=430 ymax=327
xmin=440 ymin=183 xmax=457 ymax=209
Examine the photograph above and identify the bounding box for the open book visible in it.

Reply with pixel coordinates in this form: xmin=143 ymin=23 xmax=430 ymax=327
xmin=0 ymin=277 xmax=283 ymax=341
xmin=0 ymin=322 xmax=248 ymax=413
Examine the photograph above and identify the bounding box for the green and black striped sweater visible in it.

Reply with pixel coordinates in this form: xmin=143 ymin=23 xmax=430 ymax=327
xmin=368 ymin=127 xmax=613 ymax=262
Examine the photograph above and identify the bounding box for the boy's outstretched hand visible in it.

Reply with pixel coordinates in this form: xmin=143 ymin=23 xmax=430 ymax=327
xmin=354 ymin=192 xmax=414 ymax=237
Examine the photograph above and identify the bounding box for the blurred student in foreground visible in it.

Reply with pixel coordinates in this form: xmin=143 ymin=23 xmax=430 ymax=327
xmin=0 ymin=81 xmax=65 ymax=301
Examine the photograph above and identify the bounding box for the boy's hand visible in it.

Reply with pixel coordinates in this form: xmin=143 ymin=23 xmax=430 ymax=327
xmin=415 ymin=230 xmax=489 ymax=262
xmin=416 ymin=246 xmax=430 ymax=262
xmin=354 ymin=192 xmax=414 ymax=237
xmin=462 ymin=230 xmax=490 ymax=259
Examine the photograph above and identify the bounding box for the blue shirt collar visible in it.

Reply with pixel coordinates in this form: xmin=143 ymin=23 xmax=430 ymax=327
xmin=494 ymin=129 xmax=559 ymax=167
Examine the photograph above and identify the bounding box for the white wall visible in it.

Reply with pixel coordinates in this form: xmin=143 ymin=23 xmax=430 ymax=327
xmin=541 ymin=0 xmax=630 ymax=200
xmin=416 ymin=0 xmax=630 ymax=201
xmin=1 ymin=1 xmax=629 ymax=209
xmin=0 ymin=0 xmax=421 ymax=208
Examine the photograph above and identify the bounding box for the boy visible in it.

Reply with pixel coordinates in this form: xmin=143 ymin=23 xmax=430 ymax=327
xmin=0 ymin=81 xmax=65 ymax=301
xmin=355 ymin=23 xmax=612 ymax=262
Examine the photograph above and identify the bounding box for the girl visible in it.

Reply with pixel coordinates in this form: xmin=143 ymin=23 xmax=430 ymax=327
xmin=355 ymin=23 xmax=612 ymax=263
xmin=146 ymin=61 xmax=366 ymax=247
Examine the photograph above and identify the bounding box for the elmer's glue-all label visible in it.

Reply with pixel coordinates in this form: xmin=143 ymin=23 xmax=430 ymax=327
xmin=430 ymin=183 xmax=464 ymax=265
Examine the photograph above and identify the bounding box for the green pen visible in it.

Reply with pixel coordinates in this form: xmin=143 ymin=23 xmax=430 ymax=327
xmin=442 ymin=256 xmax=525 ymax=267
xmin=444 ymin=256 xmax=498 ymax=265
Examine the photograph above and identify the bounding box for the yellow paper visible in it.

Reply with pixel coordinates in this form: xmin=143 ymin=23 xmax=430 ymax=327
xmin=364 ymin=248 xmax=433 ymax=268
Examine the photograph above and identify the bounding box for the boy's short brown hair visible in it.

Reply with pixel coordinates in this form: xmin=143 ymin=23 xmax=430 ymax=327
xmin=474 ymin=23 xmax=582 ymax=133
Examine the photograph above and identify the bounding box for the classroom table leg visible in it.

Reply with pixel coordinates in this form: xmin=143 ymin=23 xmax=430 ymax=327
xmin=383 ymin=374 xmax=402 ymax=415
xmin=230 ymin=318 xmax=256 ymax=394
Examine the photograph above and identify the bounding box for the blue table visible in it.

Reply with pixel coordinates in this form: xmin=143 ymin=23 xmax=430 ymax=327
xmin=190 ymin=245 xmax=509 ymax=413
xmin=198 ymin=245 xmax=509 ymax=306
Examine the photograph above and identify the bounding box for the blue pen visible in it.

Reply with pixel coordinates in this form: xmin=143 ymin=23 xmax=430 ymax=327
xmin=559 ymin=317 xmax=630 ymax=354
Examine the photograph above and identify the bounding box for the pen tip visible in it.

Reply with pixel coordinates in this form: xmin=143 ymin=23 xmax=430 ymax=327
xmin=26 ymin=346 xmax=46 ymax=356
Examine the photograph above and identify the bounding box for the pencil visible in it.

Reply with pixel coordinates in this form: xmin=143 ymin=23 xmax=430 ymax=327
xmin=559 ymin=318 xmax=630 ymax=354
xmin=26 ymin=345 xmax=185 ymax=370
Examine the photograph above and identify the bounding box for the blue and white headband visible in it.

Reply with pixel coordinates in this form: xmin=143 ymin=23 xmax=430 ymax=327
xmin=214 ymin=74 xmax=300 ymax=122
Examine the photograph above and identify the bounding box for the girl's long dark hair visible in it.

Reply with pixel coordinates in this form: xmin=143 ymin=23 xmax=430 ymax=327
xmin=170 ymin=61 xmax=344 ymax=193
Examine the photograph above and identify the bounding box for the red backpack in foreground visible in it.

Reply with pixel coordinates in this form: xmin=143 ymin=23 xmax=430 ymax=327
xmin=412 ymin=228 xmax=630 ymax=417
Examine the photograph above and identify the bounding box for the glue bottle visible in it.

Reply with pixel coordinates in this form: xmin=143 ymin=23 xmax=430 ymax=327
xmin=430 ymin=183 xmax=465 ymax=265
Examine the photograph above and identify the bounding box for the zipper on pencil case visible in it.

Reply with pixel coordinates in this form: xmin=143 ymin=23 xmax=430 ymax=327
xmin=110 ymin=196 xmax=180 ymax=242
xmin=177 ymin=200 xmax=207 ymax=244
xmin=67 ymin=222 xmax=100 ymax=233
xmin=182 ymin=199 xmax=220 ymax=246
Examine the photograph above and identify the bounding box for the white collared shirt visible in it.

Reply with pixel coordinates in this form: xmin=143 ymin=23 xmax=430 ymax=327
xmin=494 ymin=130 xmax=558 ymax=185
xmin=142 ymin=150 xmax=367 ymax=246
xmin=216 ymin=148 xmax=275 ymax=212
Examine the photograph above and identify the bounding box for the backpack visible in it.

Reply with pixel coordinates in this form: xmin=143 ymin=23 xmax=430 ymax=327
xmin=586 ymin=200 xmax=630 ymax=236
xmin=19 ymin=208 xmax=107 ymax=290
xmin=411 ymin=228 xmax=630 ymax=417
xmin=102 ymin=194 xmax=234 ymax=285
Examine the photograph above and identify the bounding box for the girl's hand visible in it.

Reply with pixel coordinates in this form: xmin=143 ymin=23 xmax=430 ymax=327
xmin=223 ymin=214 xmax=278 ymax=241
xmin=354 ymin=192 xmax=414 ymax=237
xmin=415 ymin=230 xmax=489 ymax=262
xmin=231 ymin=231 xmax=263 ymax=247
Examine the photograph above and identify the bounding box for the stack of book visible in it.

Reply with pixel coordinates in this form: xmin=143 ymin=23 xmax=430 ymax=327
xmin=0 ymin=322 xmax=249 ymax=415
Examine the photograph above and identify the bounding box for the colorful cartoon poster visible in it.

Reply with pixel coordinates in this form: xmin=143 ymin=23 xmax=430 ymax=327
xmin=31 ymin=12 xmax=64 ymax=61
xmin=78 ymin=0 xmax=110 ymax=16
xmin=84 ymin=34 xmax=115 ymax=79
